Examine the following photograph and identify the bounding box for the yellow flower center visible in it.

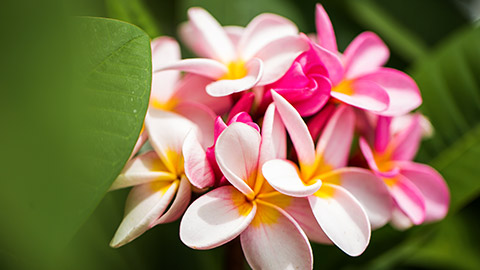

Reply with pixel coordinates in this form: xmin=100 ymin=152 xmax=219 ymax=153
xmin=332 ymin=79 xmax=354 ymax=96
xmin=221 ymin=60 xmax=248 ymax=80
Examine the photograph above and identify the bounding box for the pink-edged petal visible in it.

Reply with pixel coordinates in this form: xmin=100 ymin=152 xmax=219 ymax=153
xmin=359 ymin=137 xmax=399 ymax=178
xmin=311 ymin=42 xmax=344 ymax=85
xmin=227 ymin=92 xmax=255 ymax=122
xmin=397 ymin=161 xmax=449 ymax=222
xmin=174 ymin=74 xmax=232 ymax=115
xmin=316 ymin=105 xmax=355 ymax=169
xmin=206 ymin=58 xmax=263 ymax=97
xmin=391 ymin=114 xmax=422 ymax=161
xmin=259 ymin=104 xmax=286 ymax=165
xmin=156 ymin=58 xmax=227 ymax=80
xmin=323 ymin=168 xmax=393 ymax=229
xmin=224 ymin=25 xmax=244 ymax=46
xmin=239 ymin=13 xmax=298 ymax=60
xmin=387 ymin=174 xmax=426 ymax=225
xmin=151 ymin=37 xmax=181 ymax=103
xmin=390 ymin=206 xmax=413 ymax=230
xmin=175 ymin=102 xmax=216 ymax=147
xmin=178 ymin=22 xmax=210 ymax=58
xmin=262 ymin=159 xmax=322 ymax=197
xmin=145 ymin=109 xmax=196 ymax=174
xmin=183 ymin=131 xmax=215 ymax=189
xmin=271 ymin=90 xmax=316 ymax=167
xmin=187 ymin=7 xmax=235 ymax=63
xmin=331 ymin=79 xmax=389 ymax=113
xmin=315 ymin=4 xmax=337 ymax=52
xmin=374 ymin=116 xmax=392 ymax=153
xmin=309 ymin=183 xmax=371 ymax=256
xmin=360 ymin=68 xmax=422 ymax=116
xmin=307 ymin=103 xmax=336 ymax=141
xmin=154 ymin=175 xmax=191 ymax=224
xmin=343 ymin=32 xmax=389 ymax=79
xmin=215 ymin=123 xmax=260 ymax=196
xmin=283 ymin=196 xmax=332 ymax=244
xmin=256 ymin=36 xmax=309 ymax=85
xmin=241 ymin=202 xmax=313 ymax=270
xmin=110 ymin=180 xmax=179 ymax=247
xmin=110 ymin=151 xmax=176 ymax=191
xmin=129 ymin=128 xmax=148 ymax=159
xmin=180 ymin=186 xmax=256 ymax=249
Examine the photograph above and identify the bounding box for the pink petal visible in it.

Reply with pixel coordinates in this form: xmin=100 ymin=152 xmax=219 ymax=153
xmin=390 ymin=206 xmax=413 ymax=230
xmin=309 ymin=183 xmax=371 ymax=256
xmin=175 ymin=102 xmax=216 ymax=148
xmin=154 ymin=175 xmax=192 ymax=224
xmin=224 ymin=25 xmax=244 ymax=46
xmin=215 ymin=123 xmax=261 ymax=196
xmin=110 ymin=151 xmax=176 ymax=191
xmin=174 ymin=74 xmax=232 ymax=115
xmin=388 ymin=174 xmax=426 ymax=225
xmin=110 ymin=180 xmax=179 ymax=247
xmin=227 ymin=92 xmax=255 ymax=122
xmin=255 ymin=35 xmax=309 ymax=85
xmin=343 ymin=32 xmax=389 ymax=79
xmin=151 ymin=38 xmax=181 ymax=103
xmin=271 ymin=90 xmax=316 ymax=168
xmin=262 ymin=159 xmax=322 ymax=197
xmin=307 ymin=103 xmax=336 ymax=141
xmin=374 ymin=116 xmax=392 ymax=153
xmin=324 ymin=168 xmax=393 ymax=229
xmin=206 ymin=58 xmax=263 ymax=97
xmin=187 ymin=7 xmax=235 ymax=63
xmin=180 ymin=186 xmax=256 ymax=249
xmin=397 ymin=161 xmax=449 ymax=222
xmin=359 ymin=137 xmax=399 ymax=178
xmin=178 ymin=22 xmax=211 ymax=58
xmin=391 ymin=114 xmax=422 ymax=161
xmin=259 ymin=104 xmax=287 ymax=166
xmin=315 ymin=4 xmax=337 ymax=52
xmin=129 ymin=128 xmax=148 ymax=159
xmin=183 ymin=131 xmax=215 ymax=189
xmin=156 ymin=58 xmax=227 ymax=80
xmin=145 ymin=109 xmax=196 ymax=175
xmin=239 ymin=13 xmax=298 ymax=60
xmin=241 ymin=202 xmax=313 ymax=270
xmin=316 ymin=105 xmax=355 ymax=169
xmin=331 ymin=79 xmax=390 ymax=113
xmin=360 ymin=68 xmax=422 ymax=116
xmin=311 ymin=42 xmax=344 ymax=85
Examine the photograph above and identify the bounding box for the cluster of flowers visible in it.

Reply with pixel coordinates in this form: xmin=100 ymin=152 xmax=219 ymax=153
xmin=109 ymin=4 xmax=450 ymax=269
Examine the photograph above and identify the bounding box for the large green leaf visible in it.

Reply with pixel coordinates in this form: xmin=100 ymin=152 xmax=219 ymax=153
xmin=105 ymin=0 xmax=161 ymax=37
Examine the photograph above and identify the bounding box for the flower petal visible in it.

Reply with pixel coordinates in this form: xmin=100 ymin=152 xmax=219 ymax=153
xmin=224 ymin=25 xmax=244 ymax=46
xmin=316 ymin=105 xmax=355 ymax=169
xmin=239 ymin=13 xmax=298 ymax=60
xmin=259 ymin=104 xmax=287 ymax=165
xmin=154 ymin=175 xmax=191 ymax=224
xmin=256 ymin=35 xmax=309 ymax=85
xmin=262 ymin=159 xmax=322 ymax=197
xmin=315 ymin=4 xmax=337 ymax=52
xmin=175 ymin=102 xmax=216 ymax=148
xmin=110 ymin=180 xmax=179 ymax=247
xmin=391 ymin=114 xmax=422 ymax=161
xmin=271 ymin=90 xmax=316 ymax=167
xmin=343 ymin=32 xmax=389 ymax=79
xmin=331 ymin=79 xmax=389 ymax=113
xmin=145 ymin=109 xmax=196 ymax=174
xmin=110 ymin=151 xmax=176 ymax=191
xmin=374 ymin=116 xmax=392 ymax=153
xmin=129 ymin=128 xmax=148 ymax=159
xmin=309 ymin=183 xmax=371 ymax=256
xmin=359 ymin=137 xmax=399 ymax=178
xmin=215 ymin=123 xmax=260 ymax=196
xmin=183 ymin=131 xmax=215 ymax=189
xmin=311 ymin=42 xmax=344 ymax=85
xmin=206 ymin=58 xmax=263 ymax=97
xmin=241 ymin=202 xmax=313 ymax=270
xmin=156 ymin=58 xmax=227 ymax=80
xmin=227 ymin=92 xmax=255 ymax=122
xmin=307 ymin=103 xmax=336 ymax=141
xmin=387 ymin=174 xmax=426 ymax=225
xmin=187 ymin=7 xmax=235 ymax=62
xmin=359 ymin=68 xmax=422 ymax=116
xmin=322 ymin=168 xmax=393 ymax=229
xmin=180 ymin=186 xmax=256 ymax=249
xmin=397 ymin=161 xmax=449 ymax=222
xmin=151 ymin=37 xmax=181 ymax=103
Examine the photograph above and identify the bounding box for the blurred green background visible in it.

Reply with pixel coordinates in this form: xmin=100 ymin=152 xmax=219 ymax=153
xmin=1 ymin=0 xmax=480 ymax=269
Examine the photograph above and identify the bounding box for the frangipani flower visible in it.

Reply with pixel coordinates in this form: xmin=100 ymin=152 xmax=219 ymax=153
xmin=263 ymin=91 xmax=392 ymax=256
xmin=180 ymin=105 xmax=314 ymax=270
xmin=359 ymin=114 xmax=450 ymax=228
xmin=158 ymin=7 xmax=309 ymax=97
xmin=313 ymin=4 xmax=422 ymax=116
xmin=109 ymin=110 xmax=214 ymax=247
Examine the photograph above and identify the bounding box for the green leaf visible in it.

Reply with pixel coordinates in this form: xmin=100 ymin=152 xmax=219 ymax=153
xmin=105 ymin=0 xmax=161 ymax=37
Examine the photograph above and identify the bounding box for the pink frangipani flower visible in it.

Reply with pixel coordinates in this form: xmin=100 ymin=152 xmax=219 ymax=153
xmin=180 ymin=104 xmax=314 ymax=270
xmin=263 ymin=91 xmax=392 ymax=256
xmin=157 ymin=7 xmax=308 ymax=97
xmin=313 ymin=4 xmax=422 ymax=116
xmin=359 ymin=114 xmax=449 ymax=228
